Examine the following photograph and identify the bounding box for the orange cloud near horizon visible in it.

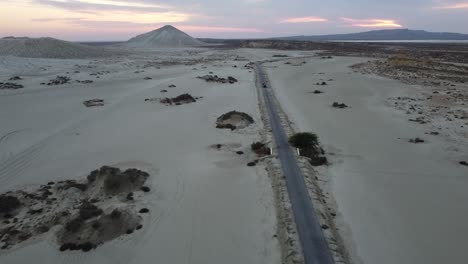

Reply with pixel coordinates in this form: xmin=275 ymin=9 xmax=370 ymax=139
xmin=280 ymin=16 xmax=328 ymax=23
xmin=341 ymin=18 xmax=402 ymax=28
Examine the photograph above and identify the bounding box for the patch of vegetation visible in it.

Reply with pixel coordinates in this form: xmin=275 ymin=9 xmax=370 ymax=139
xmin=289 ymin=132 xmax=328 ymax=166
xmin=251 ymin=142 xmax=271 ymax=156
xmin=288 ymin=132 xmax=319 ymax=149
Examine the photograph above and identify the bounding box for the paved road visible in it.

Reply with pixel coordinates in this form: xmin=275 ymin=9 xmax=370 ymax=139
xmin=254 ymin=62 xmax=335 ymax=264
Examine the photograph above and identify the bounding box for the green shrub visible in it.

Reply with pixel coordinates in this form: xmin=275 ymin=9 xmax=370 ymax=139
xmin=288 ymin=132 xmax=319 ymax=148
xmin=251 ymin=142 xmax=265 ymax=151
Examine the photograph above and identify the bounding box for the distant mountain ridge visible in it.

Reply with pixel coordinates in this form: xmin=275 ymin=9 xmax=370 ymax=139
xmin=274 ymin=29 xmax=468 ymax=41
xmin=124 ymin=25 xmax=204 ymax=48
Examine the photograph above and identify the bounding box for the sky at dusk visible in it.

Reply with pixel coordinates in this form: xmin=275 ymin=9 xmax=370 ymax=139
xmin=1 ymin=0 xmax=467 ymax=41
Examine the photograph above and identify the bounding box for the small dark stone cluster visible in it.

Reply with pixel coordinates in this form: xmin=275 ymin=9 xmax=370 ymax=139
xmin=197 ymin=75 xmax=238 ymax=84
xmin=76 ymin=80 xmax=94 ymax=84
xmin=60 ymin=241 xmax=95 ymax=252
xmin=409 ymin=137 xmax=425 ymax=144
xmin=44 ymin=76 xmax=71 ymax=86
xmin=158 ymin=93 xmax=199 ymax=105
xmin=83 ymin=99 xmax=105 ymax=107
xmin=0 ymin=82 xmax=23 ymax=89
xmin=332 ymin=102 xmax=348 ymax=109
xmin=247 ymin=160 xmax=259 ymax=167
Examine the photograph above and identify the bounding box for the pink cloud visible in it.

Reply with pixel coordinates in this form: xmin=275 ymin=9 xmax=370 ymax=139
xmin=433 ymin=2 xmax=468 ymax=9
xmin=280 ymin=16 xmax=328 ymax=23
xmin=178 ymin=25 xmax=263 ymax=33
xmin=341 ymin=17 xmax=402 ymax=28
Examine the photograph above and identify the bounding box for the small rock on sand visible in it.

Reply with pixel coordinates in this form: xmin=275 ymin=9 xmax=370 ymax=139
xmin=409 ymin=137 xmax=425 ymax=144
xmin=83 ymin=99 xmax=105 ymax=107
xmin=332 ymin=102 xmax=348 ymax=109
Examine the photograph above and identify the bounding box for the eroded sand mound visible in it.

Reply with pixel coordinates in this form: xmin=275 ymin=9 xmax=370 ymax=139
xmin=0 ymin=166 xmax=151 ymax=252
xmin=0 ymin=37 xmax=119 ymax=59
xmin=216 ymin=111 xmax=254 ymax=130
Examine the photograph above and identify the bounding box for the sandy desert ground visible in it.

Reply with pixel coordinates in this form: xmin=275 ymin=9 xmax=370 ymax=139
xmin=1 ymin=44 xmax=467 ymax=264
xmin=265 ymin=56 xmax=468 ymax=264
xmin=0 ymin=48 xmax=285 ymax=264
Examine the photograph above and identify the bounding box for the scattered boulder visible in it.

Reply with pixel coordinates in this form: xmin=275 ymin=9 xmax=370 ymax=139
xmin=168 ymin=84 xmax=176 ymax=88
xmin=0 ymin=82 xmax=24 ymax=89
xmin=236 ymin=151 xmax=244 ymax=155
xmin=459 ymin=161 xmax=468 ymax=166
xmin=332 ymin=102 xmax=348 ymax=109
xmin=83 ymin=99 xmax=105 ymax=107
xmin=144 ymin=77 xmax=152 ymax=80
xmin=315 ymin=82 xmax=327 ymax=86
xmin=312 ymin=90 xmax=323 ymax=94
xmin=160 ymin=89 xmax=168 ymax=93
xmin=8 ymin=76 xmax=22 ymax=81
xmin=216 ymin=111 xmax=254 ymax=130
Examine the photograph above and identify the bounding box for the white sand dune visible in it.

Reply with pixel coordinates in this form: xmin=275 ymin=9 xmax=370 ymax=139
xmin=0 ymin=37 xmax=121 ymax=59
xmin=0 ymin=50 xmax=279 ymax=263
xmin=266 ymin=56 xmax=468 ymax=264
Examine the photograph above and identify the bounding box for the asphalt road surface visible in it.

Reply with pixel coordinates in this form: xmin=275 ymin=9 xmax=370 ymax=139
xmin=254 ymin=62 xmax=335 ymax=264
